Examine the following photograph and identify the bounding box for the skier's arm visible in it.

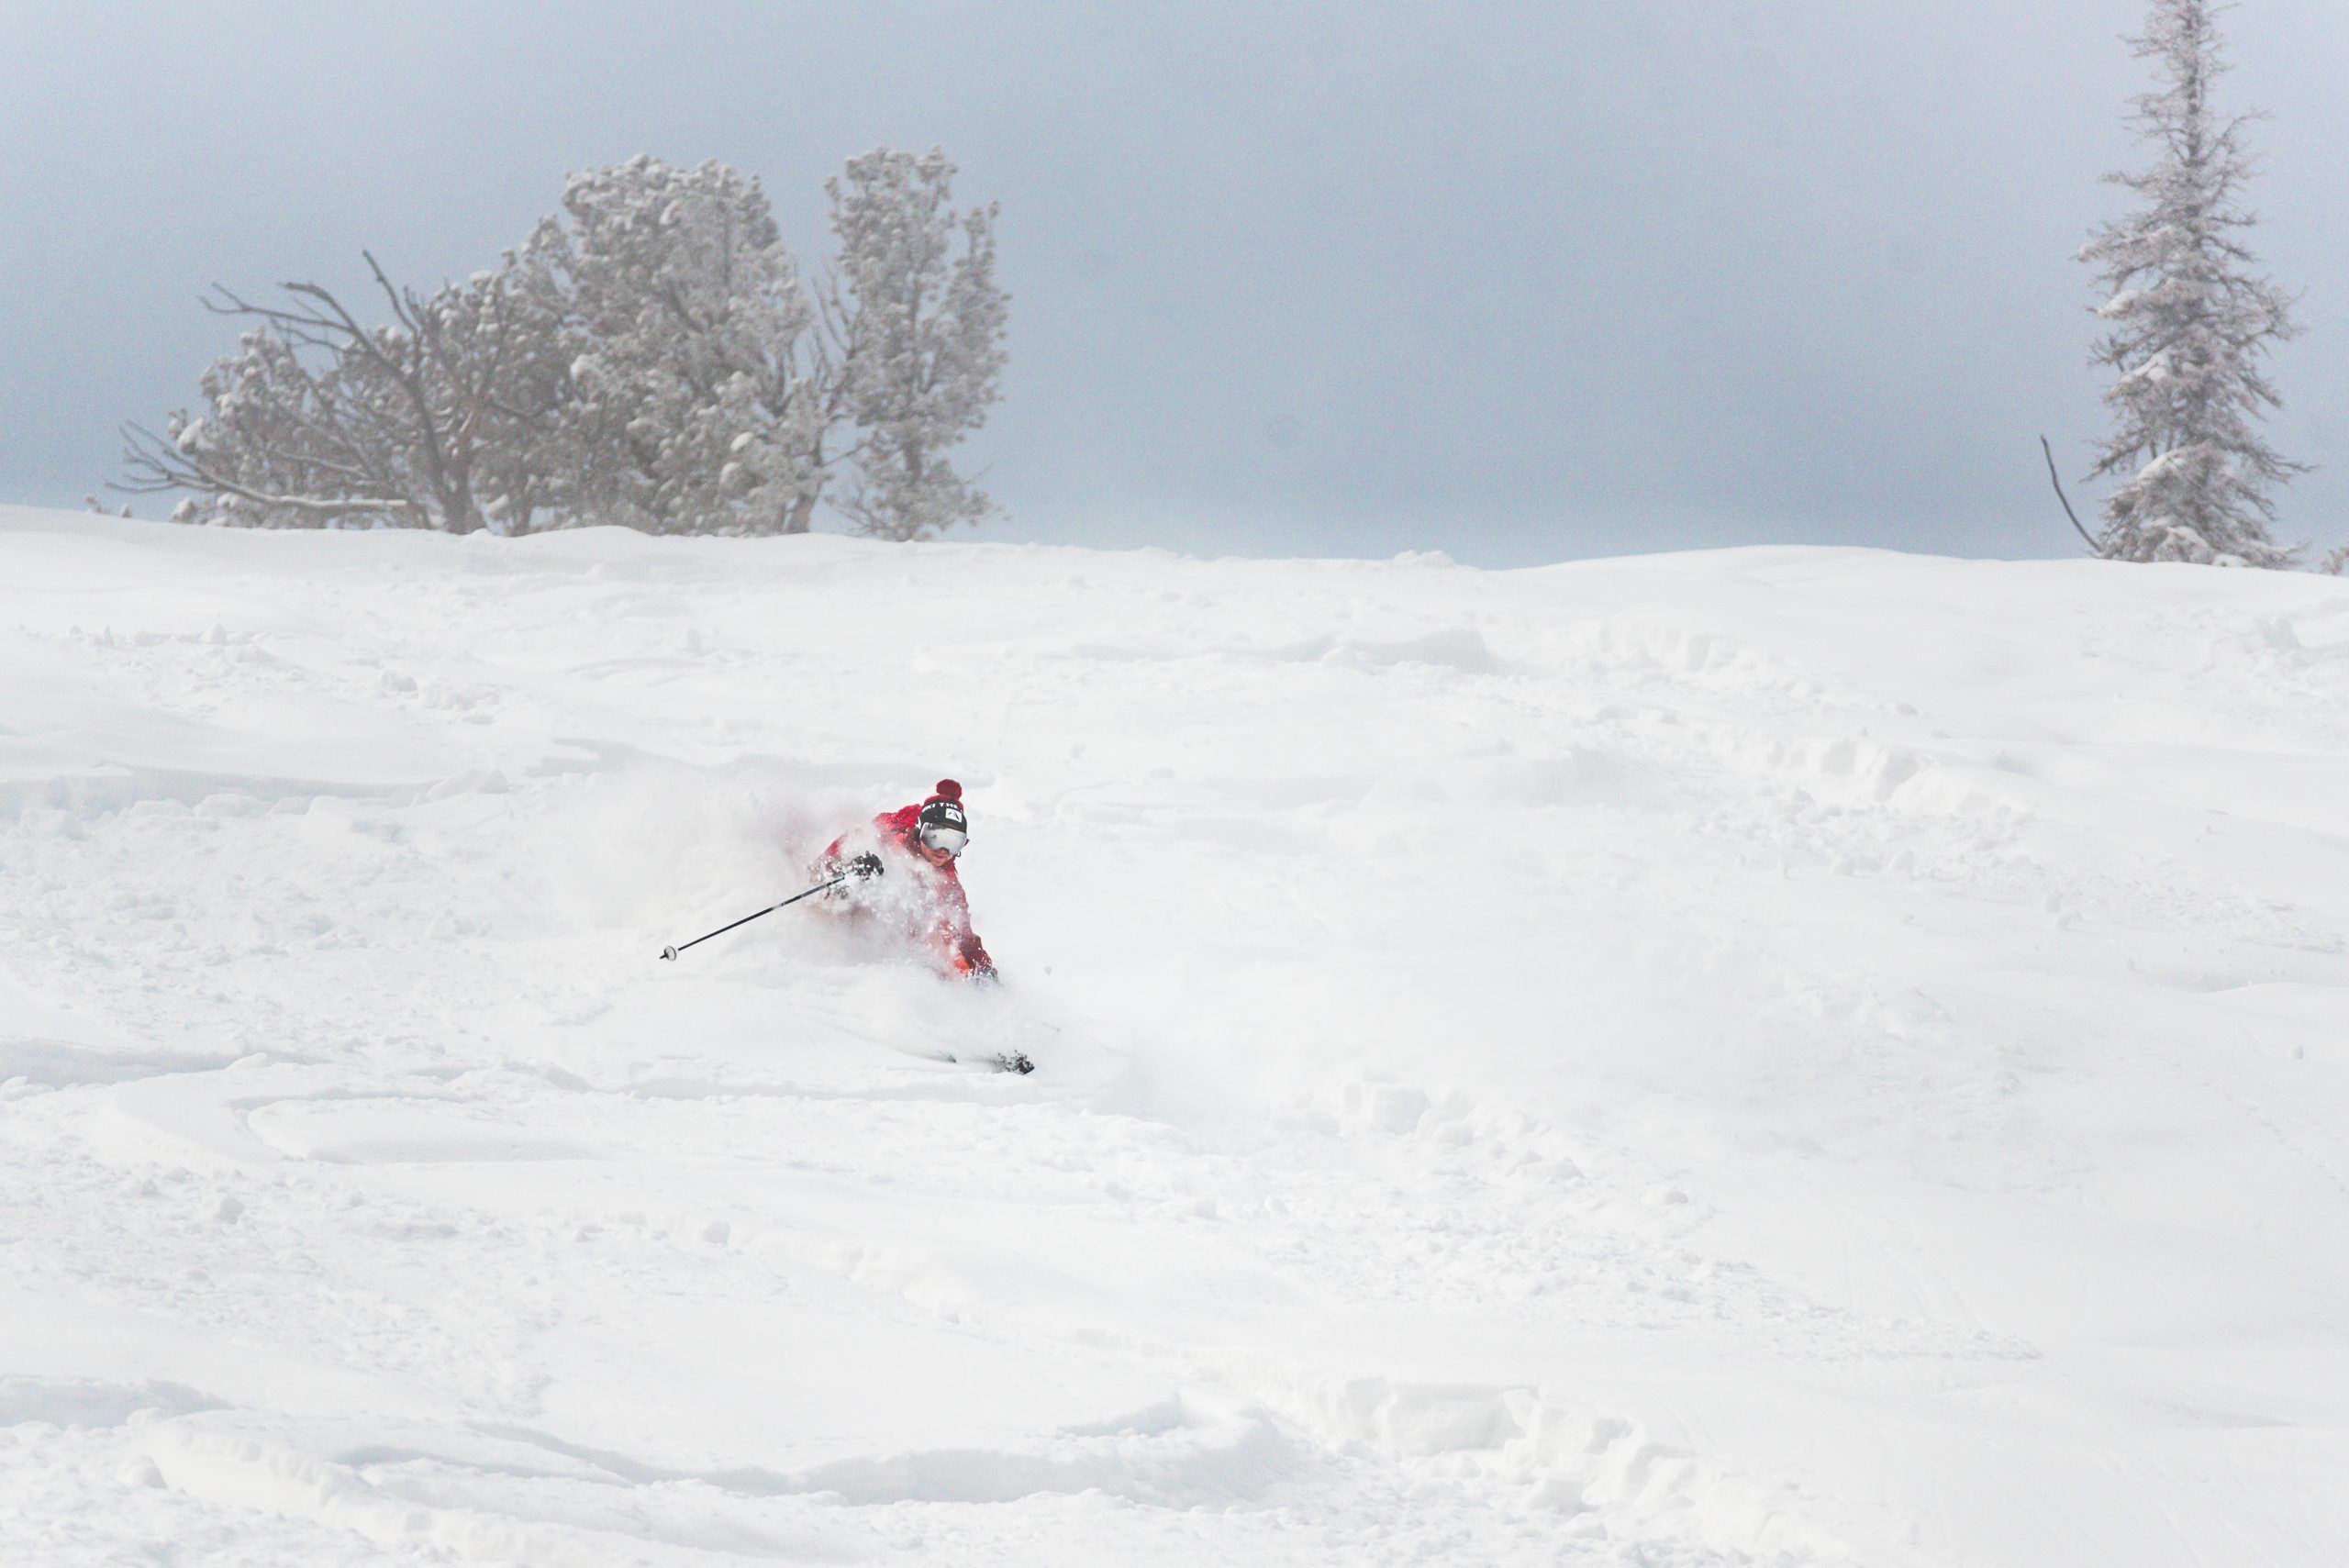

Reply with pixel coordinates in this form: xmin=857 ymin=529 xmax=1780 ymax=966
xmin=934 ymin=876 xmax=996 ymax=980
xmin=812 ymin=834 xmax=847 ymax=878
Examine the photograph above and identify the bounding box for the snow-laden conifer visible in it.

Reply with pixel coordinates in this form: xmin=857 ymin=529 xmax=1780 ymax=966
xmin=2079 ymin=0 xmax=2304 ymax=566
xmin=518 ymin=157 xmax=827 ymax=536
xmin=819 ymin=149 xmax=1008 ymax=541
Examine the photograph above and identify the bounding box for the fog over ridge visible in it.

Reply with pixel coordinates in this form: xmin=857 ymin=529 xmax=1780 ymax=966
xmin=2 ymin=0 xmax=2343 ymax=563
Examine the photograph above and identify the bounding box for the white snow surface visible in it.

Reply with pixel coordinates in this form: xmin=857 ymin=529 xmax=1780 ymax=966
xmin=5 ymin=506 xmax=2349 ymax=1567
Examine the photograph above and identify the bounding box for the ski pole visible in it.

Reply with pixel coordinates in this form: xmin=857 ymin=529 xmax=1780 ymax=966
xmin=658 ymin=873 xmax=850 ymax=962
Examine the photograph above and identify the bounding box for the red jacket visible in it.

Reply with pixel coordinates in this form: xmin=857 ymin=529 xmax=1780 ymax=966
xmin=818 ymin=796 xmax=995 ymax=978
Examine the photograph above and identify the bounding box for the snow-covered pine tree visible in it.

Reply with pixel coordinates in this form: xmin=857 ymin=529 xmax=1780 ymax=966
xmin=2079 ymin=0 xmax=2304 ymax=566
xmin=819 ymin=149 xmax=1008 ymax=541
xmin=520 ymin=156 xmax=827 ymax=536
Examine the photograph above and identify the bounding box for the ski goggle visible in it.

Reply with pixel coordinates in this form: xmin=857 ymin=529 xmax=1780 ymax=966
xmin=919 ymin=824 xmax=968 ymax=856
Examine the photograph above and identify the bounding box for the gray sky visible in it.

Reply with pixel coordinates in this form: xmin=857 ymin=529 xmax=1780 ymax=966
xmin=3 ymin=1 xmax=2343 ymax=566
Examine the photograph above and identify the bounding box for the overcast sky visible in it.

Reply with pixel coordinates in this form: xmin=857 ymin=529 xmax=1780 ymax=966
xmin=3 ymin=1 xmax=2343 ymax=565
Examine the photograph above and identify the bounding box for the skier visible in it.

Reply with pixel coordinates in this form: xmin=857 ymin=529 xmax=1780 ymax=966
xmin=814 ymin=779 xmax=998 ymax=982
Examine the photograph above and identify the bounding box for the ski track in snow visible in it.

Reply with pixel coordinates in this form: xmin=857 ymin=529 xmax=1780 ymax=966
xmin=6 ymin=508 xmax=2349 ymax=1565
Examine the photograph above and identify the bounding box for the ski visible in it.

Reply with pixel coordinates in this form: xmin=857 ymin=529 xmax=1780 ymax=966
xmin=898 ymin=1044 xmax=1035 ymax=1074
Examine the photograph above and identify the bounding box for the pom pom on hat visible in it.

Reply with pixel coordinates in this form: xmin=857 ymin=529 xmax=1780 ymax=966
xmin=932 ymin=779 xmax=963 ymax=802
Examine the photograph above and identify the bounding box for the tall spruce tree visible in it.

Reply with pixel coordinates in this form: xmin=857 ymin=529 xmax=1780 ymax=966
xmin=2079 ymin=0 xmax=2303 ymax=567
xmin=818 ymin=149 xmax=1008 ymax=541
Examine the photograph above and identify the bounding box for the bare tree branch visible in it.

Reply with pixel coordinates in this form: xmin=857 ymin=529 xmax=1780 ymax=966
xmin=2040 ymin=436 xmax=2099 ymax=551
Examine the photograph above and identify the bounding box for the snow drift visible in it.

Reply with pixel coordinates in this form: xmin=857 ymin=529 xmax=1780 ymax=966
xmin=5 ymin=505 xmax=2348 ymax=1566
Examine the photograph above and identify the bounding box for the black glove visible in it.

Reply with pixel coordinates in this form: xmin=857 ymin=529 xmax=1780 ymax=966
xmin=846 ymin=852 xmax=884 ymax=880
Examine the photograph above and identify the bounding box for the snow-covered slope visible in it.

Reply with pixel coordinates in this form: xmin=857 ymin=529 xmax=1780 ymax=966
xmin=6 ymin=505 xmax=2348 ymax=1567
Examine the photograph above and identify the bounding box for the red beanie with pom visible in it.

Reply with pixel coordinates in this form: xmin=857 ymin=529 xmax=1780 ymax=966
xmin=918 ymin=779 xmax=969 ymax=842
